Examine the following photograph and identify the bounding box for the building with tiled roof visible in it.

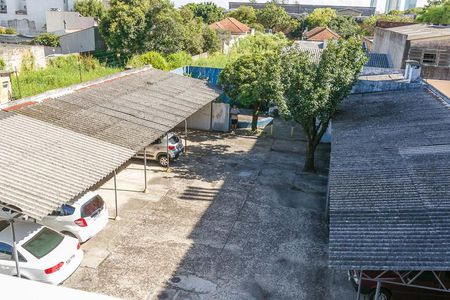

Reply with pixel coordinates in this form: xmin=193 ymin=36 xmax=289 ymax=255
xmin=209 ymin=17 xmax=251 ymax=35
xmin=304 ymin=27 xmax=340 ymax=42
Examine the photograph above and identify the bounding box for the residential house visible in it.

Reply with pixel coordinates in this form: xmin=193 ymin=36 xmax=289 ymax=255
xmin=0 ymin=0 xmax=76 ymax=35
xmin=209 ymin=17 xmax=253 ymax=54
xmin=303 ymin=27 xmax=340 ymax=42
xmin=372 ymin=24 xmax=450 ymax=79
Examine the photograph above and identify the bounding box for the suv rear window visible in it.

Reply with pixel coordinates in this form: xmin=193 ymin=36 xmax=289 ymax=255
xmin=81 ymin=196 xmax=104 ymax=218
xmin=169 ymin=135 xmax=180 ymax=144
xmin=22 ymin=228 xmax=64 ymax=259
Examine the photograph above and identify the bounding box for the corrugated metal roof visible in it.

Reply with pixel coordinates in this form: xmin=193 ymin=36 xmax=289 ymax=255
xmin=15 ymin=67 xmax=221 ymax=151
xmin=329 ymin=88 xmax=450 ymax=270
xmin=0 ymin=111 xmax=135 ymax=220
xmin=383 ymin=24 xmax=450 ymax=40
xmin=366 ymin=53 xmax=390 ymax=68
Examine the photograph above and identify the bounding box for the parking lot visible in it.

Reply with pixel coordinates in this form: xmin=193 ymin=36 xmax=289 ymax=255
xmin=62 ymin=119 xmax=355 ymax=300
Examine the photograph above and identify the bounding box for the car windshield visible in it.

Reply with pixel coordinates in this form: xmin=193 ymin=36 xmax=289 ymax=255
xmin=169 ymin=135 xmax=180 ymax=144
xmin=81 ymin=196 xmax=104 ymax=218
xmin=22 ymin=228 xmax=64 ymax=259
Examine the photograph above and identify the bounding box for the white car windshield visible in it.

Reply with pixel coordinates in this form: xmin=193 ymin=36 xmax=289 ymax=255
xmin=22 ymin=228 xmax=64 ymax=259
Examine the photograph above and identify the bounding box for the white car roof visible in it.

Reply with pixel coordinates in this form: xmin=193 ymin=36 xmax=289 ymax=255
xmin=71 ymin=191 xmax=99 ymax=207
xmin=0 ymin=220 xmax=43 ymax=245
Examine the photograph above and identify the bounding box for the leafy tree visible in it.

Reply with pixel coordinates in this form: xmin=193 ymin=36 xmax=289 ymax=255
xmin=256 ymin=2 xmax=295 ymax=33
xmin=278 ymin=38 xmax=367 ymax=172
xmin=183 ymin=17 xmax=205 ymax=55
xmin=181 ymin=2 xmax=224 ymax=24
xmin=147 ymin=8 xmax=186 ymax=55
xmin=100 ymin=0 xmax=149 ymax=56
xmin=202 ymin=26 xmax=221 ymax=53
xmin=417 ymin=0 xmax=449 ymax=24
xmin=128 ymin=51 xmax=169 ymax=70
xmin=33 ymin=33 xmax=61 ymax=47
xmin=74 ymin=0 xmax=106 ymax=19
xmin=230 ymin=32 xmax=290 ymax=56
xmin=226 ymin=6 xmax=257 ymax=25
xmin=219 ymin=53 xmax=283 ymax=131
xmin=166 ymin=51 xmax=192 ymax=69
xmin=305 ymin=8 xmax=337 ymax=28
xmin=329 ymin=16 xmax=361 ymax=38
xmin=361 ymin=14 xmax=414 ymax=35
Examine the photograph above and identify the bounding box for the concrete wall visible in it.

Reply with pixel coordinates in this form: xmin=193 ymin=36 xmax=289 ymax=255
xmin=351 ymin=78 xmax=422 ymax=94
xmin=46 ymin=11 xmax=95 ymax=35
xmin=0 ymin=44 xmax=46 ymax=71
xmin=408 ymin=38 xmax=450 ymax=80
xmin=212 ymin=102 xmax=230 ymax=132
xmin=0 ymin=72 xmax=12 ymax=104
xmin=176 ymin=102 xmax=230 ymax=132
xmin=372 ymin=28 xmax=408 ymax=69
xmin=0 ymin=0 xmax=75 ymax=34
xmin=185 ymin=103 xmax=212 ymax=131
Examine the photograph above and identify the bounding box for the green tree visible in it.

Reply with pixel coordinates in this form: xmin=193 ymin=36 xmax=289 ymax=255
xmin=181 ymin=2 xmax=224 ymax=24
xmin=256 ymin=2 xmax=295 ymax=33
xmin=147 ymin=8 xmax=186 ymax=55
xmin=74 ymin=0 xmax=106 ymax=19
xmin=33 ymin=33 xmax=61 ymax=47
xmin=361 ymin=14 xmax=414 ymax=35
xmin=329 ymin=16 xmax=361 ymax=38
xmin=219 ymin=53 xmax=283 ymax=131
xmin=226 ymin=6 xmax=257 ymax=25
xmin=202 ymin=26 xmax=221 ymax=53
xmin=305 ymin=8 xmax=337 ymax=28
xmin=230 ymin=32 xmax=290 ymax=56
xmin=166 ymin=51 xmax=192 ymax=69
xmin=417 ymin=0 xmax=449 ymax=24
xmin=128 ymin=51 xmax=169 ymax=70
xmin=100 ymin=0 xmax=149 ymax=56
xmin=278 ymin=38 xmax=367 ymax=172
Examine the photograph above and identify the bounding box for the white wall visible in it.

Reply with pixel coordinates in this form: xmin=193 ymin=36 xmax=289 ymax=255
xmin=0 ymin=0 xmax=74 ymax=34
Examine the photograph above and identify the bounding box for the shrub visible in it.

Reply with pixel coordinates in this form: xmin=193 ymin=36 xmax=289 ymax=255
xmin=43 ymin=75 xmax=57 ymax=85
xmin=48 ymin=55 xmax=78 ymax=68
xmin=33 ymin=33 xmax=61 ymax=47
xmin=0 ymin=58 xmax=5 ymax=70
xmin=21 ymin=51 xmax=35 ymax=72
xmin=166 ymin=51 xmax=192 ymax=69
xmin=5 ymin=27 xmax=17 ymax=34
xmin=128 ymin=52 xmax=169 ymax=70
xmin=81 ymin=55 xmax=101 ymax=71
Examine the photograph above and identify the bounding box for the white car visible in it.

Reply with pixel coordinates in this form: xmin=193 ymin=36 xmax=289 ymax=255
xmin=0 ymin=192 xmax=108 ymax=243
xmin=0 ymin=220 xmax=83 ymax=285
xmin=134 ymin=133 xmax=184 ymax=167
xmin=41 ymin=192 xmax=109 ymax=243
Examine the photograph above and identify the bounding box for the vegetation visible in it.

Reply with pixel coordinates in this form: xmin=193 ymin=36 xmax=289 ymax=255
xmin=278 ymin=38 xmax=367 ymax=172
xmin=0 ymin=58 xmax=5 ymax=70
xmin=361 ymin=14 xmax=414 ymax=35
xmin=12 ymin=55 xmax=121 ymax=99
xmin=305 ymin=8 xmax=337 ymax=28
xmin=191 ymin=52 xmax=230 ymax=68
xmin=33 ymin=33 xmax=61 ymax=47
xmin=181 ymin=2 xmax=224 ymax=24
xmin=128 ymin=51 xmax=169 ymax=70
xmin=417 ymin=0 xmax=449 ymax=24
xmin=166 ymin=51 xmax=192 ymax=69
xmin=226 ymin=5 xmax=258 ymax=26
xmin=256 ymin=2 xmax=298 ymax=34
xmin=0 ymin=27 xmax=18 ymax=34
xmin=74 ymin=0 xmax=106 ymax=19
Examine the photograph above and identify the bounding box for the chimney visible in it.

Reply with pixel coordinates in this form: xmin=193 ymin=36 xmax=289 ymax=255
xmin=404 ymin=60 xmax=421 ymax=83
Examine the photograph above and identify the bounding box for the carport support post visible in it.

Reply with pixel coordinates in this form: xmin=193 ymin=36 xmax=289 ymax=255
xmin=184 ymin=119 xmax=188 ymax=155
xmin=143 ymin=147 xmax=149 ymax=194
xmin=10 ymin=220 xmax=21 ymax=278
xmin=166 ymin=133 xmax=170 ymax=171
xmin=374 ymin=280 xmax=381 ymax=299
xmin=356 ymin=270 xmax=363 ymax=300
xmin=113 ymin=170 xmax=120 ymax=220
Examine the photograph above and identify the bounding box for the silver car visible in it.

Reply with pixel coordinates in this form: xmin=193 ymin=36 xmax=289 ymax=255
xmin=135 ymin=133 xmax=184 ymax=167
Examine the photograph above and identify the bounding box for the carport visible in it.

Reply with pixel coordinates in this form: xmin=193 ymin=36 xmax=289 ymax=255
xmin=0 ymin=66 xmax=220 ymax=276
xmin=327 ymin=88 xmax=450 ymax=299
xmin=9 ymin=66 xmax=221 ymax=218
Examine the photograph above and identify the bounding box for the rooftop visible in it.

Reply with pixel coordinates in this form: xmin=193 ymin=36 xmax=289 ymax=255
xmin=329 ymin=88 xmax=450 ymax=270
xmin=209 ymin=17 xmax=251 ymax=34
xmin=304 ymin=27 xmax=340 ymax=42
xmin=382 ymin=24 xmax=450 ymax=40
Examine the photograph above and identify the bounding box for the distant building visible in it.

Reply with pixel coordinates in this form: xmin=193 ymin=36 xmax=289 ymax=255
xmin=209 ymin=17 xmax=253 ymax=54
xmin=46 ymin=11 xmax=96 ymax=35
xmin=304 ymin=27 xmax=340 ymax=42
xmin=0 ymin=0 xmax=76 ymax=35
xmin=372 ymin=24 xmax=450 ymax=79
xmin=228 ymin=2 xmax=376 ymax=17
xmin=370 ymin=0 xmax=427 ymax=13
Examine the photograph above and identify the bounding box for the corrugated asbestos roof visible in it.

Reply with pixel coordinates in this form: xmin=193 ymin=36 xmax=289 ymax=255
xmin=0 ymin=111 xmax=135 ymax=220
xmin=16 ymin=68 xmax=221 ymax=151
xmin=329 ymin=88 xmax=450 ymax=270
xmin=1 ymin=67 xmax=219 ymax=220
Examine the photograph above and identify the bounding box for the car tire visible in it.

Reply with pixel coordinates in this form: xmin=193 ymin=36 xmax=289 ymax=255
xmin=369 ymin=288 xmax=391 ymax=300
xmin=158 ymin=154 xmax=169 ymax=167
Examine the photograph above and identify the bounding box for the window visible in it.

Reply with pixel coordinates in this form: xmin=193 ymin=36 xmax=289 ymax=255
xmin=0 ymin=0 xmax=7 ymax=13
xmin=81 ymin=196 xmax=104 ymax=218
xmin=0 ymin=242 xmax=12 ymax=260
xmin=22 ymin=228 xmax=63 ymax=259
xmin=423 ymin=53 xmax=437 ymax=65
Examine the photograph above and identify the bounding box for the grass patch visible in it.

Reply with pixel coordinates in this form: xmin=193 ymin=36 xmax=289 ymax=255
xmin=12 ymin=55 xmax=122 ymax=99
xmin=190 ymin=53 xmax=232 ymax=69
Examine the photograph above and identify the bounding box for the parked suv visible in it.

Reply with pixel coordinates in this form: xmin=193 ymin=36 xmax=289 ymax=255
xmin=349 ymin=270 xmax=450 ymax=300
xmin=135 ymin=133 xmax=184 ymax=167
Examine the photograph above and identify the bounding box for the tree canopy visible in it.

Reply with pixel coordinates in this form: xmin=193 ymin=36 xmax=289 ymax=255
xmin=305 ymin=8 xmax=337 ymax=28
xmin=417 ymin=0 xmax=449 ymax=24
xmin=256 ymin=2 xmax=297 ymax=33
xmin=277 ymin=38 xmax=367 ymax=171
xmin=74 ymin=0 xmax=106 ymax=19
xmin=33 ymin=33 xmax=61 ymax=47
xmin=226 ymin=6 xmax=257 ymax=25
xmin=181 ymin=2 xmax=224 ymax=24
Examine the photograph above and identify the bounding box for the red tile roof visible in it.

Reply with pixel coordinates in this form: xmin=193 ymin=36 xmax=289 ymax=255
xmin=209 ymin=17 xmax=251 ymax=35
xmin=304 ymin=27 xmax=340 ymax=42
